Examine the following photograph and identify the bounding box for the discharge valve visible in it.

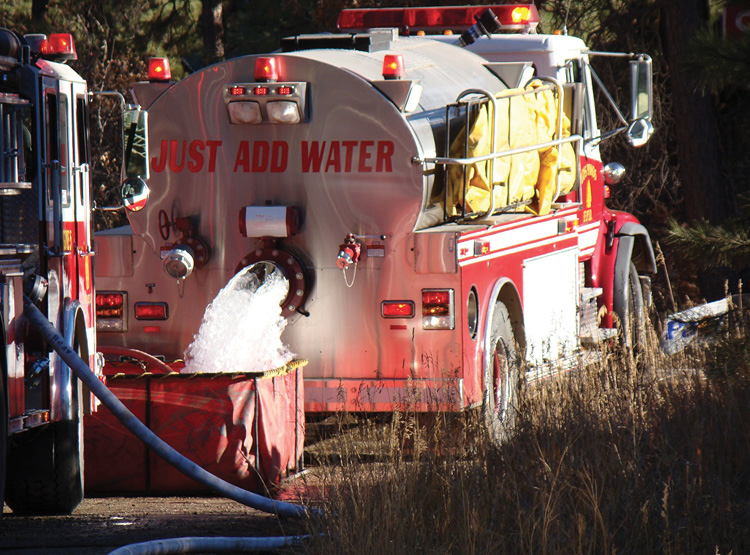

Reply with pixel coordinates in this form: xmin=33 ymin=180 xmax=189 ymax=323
xmin=336 ymin=234 xmax=361 ymax=270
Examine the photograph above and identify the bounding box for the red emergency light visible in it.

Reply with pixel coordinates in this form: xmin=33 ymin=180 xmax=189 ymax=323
xmin=148 ymin=57 xmax=172 ymax=82
xmin=255 ymin=57 xmax=279 ymax=82
xmin=229 ymin=86 xmax=246 ymax=96
xmin=382 ymin=54 xmax=405 ymax=79
xmin=338 ymin=5 xmax=539 ymax=33
xmin=34 ymin=33 xmax=78 ymax=61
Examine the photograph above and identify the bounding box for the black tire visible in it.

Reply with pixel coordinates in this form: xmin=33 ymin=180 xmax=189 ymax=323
xmin=483 ymin=301 xmax=521 ymax=445
xmin=616 ymin=262 xmax=646 ymax=359
xmin=0 ymin=366 xmax=7 ymax=517
xmin=5 ymin=353 xmax=84 ymax=515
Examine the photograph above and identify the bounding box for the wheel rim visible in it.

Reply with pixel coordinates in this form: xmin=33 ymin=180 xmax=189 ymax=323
xmin=492 ymin=339 xmax=509 ymax=418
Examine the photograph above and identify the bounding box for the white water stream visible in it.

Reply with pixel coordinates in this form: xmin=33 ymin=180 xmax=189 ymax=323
xmin=182 ymin=267 xmax=295 ymax=373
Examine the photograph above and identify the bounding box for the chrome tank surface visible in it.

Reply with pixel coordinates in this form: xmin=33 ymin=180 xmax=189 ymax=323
xmin=98 ymin=36 xmax=506 ymax=384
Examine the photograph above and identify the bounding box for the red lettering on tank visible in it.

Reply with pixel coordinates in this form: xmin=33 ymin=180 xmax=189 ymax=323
xmin=169 ymin=140 xmax=186 ymax=172
xmin=271 ymin=141 xmax=288 ymax=173
xmin=187 ymin=140 xmax=204 ymax=172
xmin=341 ymin=141 xmax=357 ymax=172
xmin=325 ymin=141 xmax=341 ymax=173
xmin=151 ymin=140 xmax=168 ymax=172
xmin=358 ymin=140 xmax=374 ymax=172
xmin=152 ymin=139 xmax=222 ymax=173
xmin=301 ymin=141 xmax=325 ymax=173
xmin=252 ymin=141 xmax=269 ymax=172
xmin=234 ymin=141 xmax=250 ymax=172
xmin=376 ymin=140 xmax=394 ymax=172
xmin=206 ymin=140 xmax=221 ymax=172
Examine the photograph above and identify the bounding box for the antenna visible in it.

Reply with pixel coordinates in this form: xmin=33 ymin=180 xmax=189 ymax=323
xmin=563 ymin=0 xmax=572 ymax=35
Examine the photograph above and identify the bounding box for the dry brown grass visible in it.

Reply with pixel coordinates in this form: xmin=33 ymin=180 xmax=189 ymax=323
xmin=298 ymin=323 xmax=750 ymax=554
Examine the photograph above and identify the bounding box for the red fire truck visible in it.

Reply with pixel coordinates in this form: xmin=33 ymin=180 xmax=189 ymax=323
xmin=94 ymin=4 xmax=656 ymax=442
xmin=1 ymin=29 xmax=98 ymax=514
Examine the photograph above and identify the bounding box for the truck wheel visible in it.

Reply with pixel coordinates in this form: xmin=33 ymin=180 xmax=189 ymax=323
xmin=483 ymin=301 xmax=521 ymax=445
xmin=617 ymin=262 xmax=646 ymax=359
xmin=5 ymin=353 xmax=84 ymax=515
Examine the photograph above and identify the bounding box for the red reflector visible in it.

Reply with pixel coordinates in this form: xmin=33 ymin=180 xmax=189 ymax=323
xmin=254 ymin=86 xmax=270 ymax=95
xmin=382 ymin=54 xmax=405 ymax=79
xmin=276 ymin=85 xmax=293 ymax=95
xmin=45 ymin=33 xmax=77 ymax=59
xmin=255 ymin=57 xmax=278 ymax=82
xmin=148 ymin=57 xmax=172 ymax=81
xmin=422 ymin=290 xmax=451 ymax=305
xmin=382 ymin=301 xmax=415 ymax=318
xmin=143 ymin=326 xmax=161 ymax=333
xmin=96 ymin=293 xmax=124 ymax=308
xmin=474 ymin=240 xmax=490 ymax=256
xmin=229 ymin=86 xmax=246 ymax=96
xmin=134 ymin=302 xmax=168 ymax=320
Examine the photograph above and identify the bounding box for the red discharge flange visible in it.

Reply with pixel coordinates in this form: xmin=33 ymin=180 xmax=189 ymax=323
xmin=236 ymin=247 xmax=309 ymax=317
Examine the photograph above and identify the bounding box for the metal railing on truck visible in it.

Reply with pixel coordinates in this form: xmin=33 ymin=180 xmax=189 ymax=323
xmin=420 ymin=76 xmax=583 ymax=223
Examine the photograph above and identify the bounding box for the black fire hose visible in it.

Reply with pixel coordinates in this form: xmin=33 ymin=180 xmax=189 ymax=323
xmin=23 ymin=300 xmax=311 ymax=520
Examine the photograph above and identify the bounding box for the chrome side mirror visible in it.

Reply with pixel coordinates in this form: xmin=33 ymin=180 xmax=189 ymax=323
xmin=625 ymin=118 xmax=654 ymax=148
xmin=120 ymin=176 xmax=150 ymax=212
xmin=123 ymin=106 xmax=149 ymax=180
xmin=630 ymin=57 xmax=652 ymax=122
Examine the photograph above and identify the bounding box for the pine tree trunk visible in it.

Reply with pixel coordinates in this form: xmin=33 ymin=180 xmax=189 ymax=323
xmin=660 ymin=0 xmax=735 ymax=225
xmin=32 ymin=0 xmax=49 ymax=22
xmin=200 ymin=0 xmax=225 ymax=65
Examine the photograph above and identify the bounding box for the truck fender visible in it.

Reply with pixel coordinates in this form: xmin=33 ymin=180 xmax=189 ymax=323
xmin=484 ymin=278 xmax=526 ymax=359
xmin=613 ymin=222 xmax=656 ymax=325
xmin=56 ymin=300 xmax=89 ymax=421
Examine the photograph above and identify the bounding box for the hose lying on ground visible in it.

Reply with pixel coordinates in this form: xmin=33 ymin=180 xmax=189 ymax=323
xmin=23 ymin=300 xmax=311 ymax=520
xmin=106 ymin=534 xmax=308 ymax=555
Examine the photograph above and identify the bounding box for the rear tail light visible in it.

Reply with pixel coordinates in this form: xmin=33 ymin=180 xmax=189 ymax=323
xmin=382 ymin=300 xmax=415 ymax=318
xmin=422 ymin=289 xmax=454 ymax=330
xmin=134 ymin=302 xmax=169 ymax=320
xmin=96 ymin=292 xmax=127 ymax=332
xmin=148 ymin=57 xmax=171 ymax=82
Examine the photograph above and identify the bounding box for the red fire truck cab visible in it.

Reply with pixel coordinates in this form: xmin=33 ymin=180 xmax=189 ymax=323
xmin=1 ymin=28 xmax=97 ymax=514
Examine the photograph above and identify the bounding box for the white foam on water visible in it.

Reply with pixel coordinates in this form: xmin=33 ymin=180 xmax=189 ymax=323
xmin=182 ymin=268 xmax=295 ymax=373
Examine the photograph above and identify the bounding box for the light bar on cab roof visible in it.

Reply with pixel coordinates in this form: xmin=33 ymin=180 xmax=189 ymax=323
xmin=338 ymin=5 xmax=539 ymax=34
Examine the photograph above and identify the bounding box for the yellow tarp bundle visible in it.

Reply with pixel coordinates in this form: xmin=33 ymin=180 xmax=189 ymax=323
xmin=447 ymin=80 xmax=577 ymax=217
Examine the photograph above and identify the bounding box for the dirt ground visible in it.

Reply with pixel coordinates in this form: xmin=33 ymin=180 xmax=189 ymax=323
xmin=0 ymin=476 xmax=317 ymax=555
